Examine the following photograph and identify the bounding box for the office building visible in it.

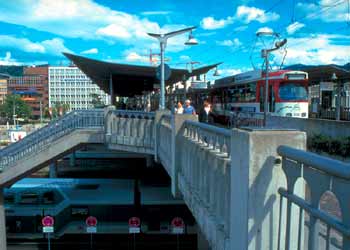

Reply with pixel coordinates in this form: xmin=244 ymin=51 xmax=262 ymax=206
xmin=7 ymin=67 xmax=48 ymax=119
xmin=48 ymin=66 xmax=109 ymax=110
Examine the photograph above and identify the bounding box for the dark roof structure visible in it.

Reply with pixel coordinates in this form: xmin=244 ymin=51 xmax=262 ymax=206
xmin=64 ymin=53 xmax=221 ymax=97
xmin=286 ymin=64 xmax=350 ymax=84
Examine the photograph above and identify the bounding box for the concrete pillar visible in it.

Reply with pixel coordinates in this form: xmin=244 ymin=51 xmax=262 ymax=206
xmin=49 ymin=161 xmax=57 ymax=178
xmin=197 ymin=226 xmax=210 ymax=250
xmin=104 ymin=105 xmax=116 ymax=141
xmin=171 ymin=114 xmax=198 ymax=197
xmin=146 ymin=155 xmax=154 ymax=168
xmin=109 ymin=74 xmax=115 ymax=106
xmin=69 ymin=151 xmax=76 ymax=167
xmin=153 ymin=110 xmax=171 ymax=163
xmin=0 ymin=189 xmax=7 ymax=250
xmin=230 ymin=128 xmax=306 ymax=250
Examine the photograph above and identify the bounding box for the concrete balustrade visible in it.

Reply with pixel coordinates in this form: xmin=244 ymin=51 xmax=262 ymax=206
xmin=105 ymin=109 xmax=155 ymax=154
xmin=105 ymin=110 xmax=308 ymax=250
xmin=2 ymin=107 xmax=347 ymax=250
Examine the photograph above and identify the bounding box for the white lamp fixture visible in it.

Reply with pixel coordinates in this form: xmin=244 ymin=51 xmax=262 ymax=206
xmin=213 ymin=67 xmax=220 ymax=76
xmin=185 ymin=31 xmax=198 ymax=45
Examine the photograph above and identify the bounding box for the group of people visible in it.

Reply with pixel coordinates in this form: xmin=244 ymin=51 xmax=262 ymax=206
xmin=174 ymin=99 xmax=214 ymax=123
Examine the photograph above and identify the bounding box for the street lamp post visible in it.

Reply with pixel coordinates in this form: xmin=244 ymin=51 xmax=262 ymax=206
xmin=12 ymin=96 xmax=16 ymax=127
xmin=260 ymin=37 xmax=287 ymax=126
xmin=332 ymin=73 xmax=341 ymax=121
xmin=147 ymin=27 xmax=198 ymax=110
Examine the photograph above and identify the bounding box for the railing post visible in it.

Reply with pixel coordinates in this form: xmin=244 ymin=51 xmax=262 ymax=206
xmin=171 ymin=114 xmax=198 ymax=197
xmin=230 ymin=128 xmax=306 ymax=249
xmin=154 ymin=110 xmax=171 ymax=162
xmin=104 ymin=106 xmax=115 ymax=143
xmin=0 ymin=188 xmax=7 ymax=250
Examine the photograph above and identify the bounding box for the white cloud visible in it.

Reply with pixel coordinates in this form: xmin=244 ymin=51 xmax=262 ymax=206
xmin=141 ymin=11 xmax=171 ymax=15
xmin=0 ymin=0 xmax=184 ymax=51
xmin=286 ymin=22 xmax=305 ymax=35
xmin=125 ymin=52 xmax=149 ymax=63
xmin=234 ymin=25 xmax=248 ymax=32
xmin=218 ymin=68 xmax=243 ymax=77
xmin=200 ymin=16 xmax=233 ymax=30
xmin=216 ymin=38 xmax=242 ymax=47
xmin=0 ymin=52 xmax=20 ymax=66
xmin=96 ymin=24 xmax=132 ymax=39
xmin=0 ymin=35 xmax=72 ymax=56
xmin=0 ymin=51 xmax=48 ymax=66
xmin=0 ymin=1 xmax=200 ymax=55
xmin=81 ymin=48 xmax=98 ymax=55
xmin=235 ymin=5 xmax=280 ymax=23
xmin=297 ymin=0 xmax=349 ymax=23
xmin=256 ymin=27 xmax=274 ymax=34
xmin=274 ymin=34 xmax=350 ymax=65
xmin=179 ymin=55 xmax=191 ymax=61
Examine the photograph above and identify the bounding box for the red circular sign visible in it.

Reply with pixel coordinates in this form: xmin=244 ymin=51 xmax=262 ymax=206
xmin=86 ymin=216 xmax=98 ymax=227
xmin=171 ymin=217 xmax=184 ymax=228
xmin=128 ymin=217 xmax=141 ymax=227
xmin=42 ymin=216 xmax=54 ymax=227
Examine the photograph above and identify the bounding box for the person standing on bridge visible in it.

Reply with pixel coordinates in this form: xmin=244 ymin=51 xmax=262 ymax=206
xmin=175 ymin=101 xmax=184 ymax=114
xmin=199 ymin=100 xmax=214 ymax=123
xmin=183 ymin=99 xmax=196 ymax=115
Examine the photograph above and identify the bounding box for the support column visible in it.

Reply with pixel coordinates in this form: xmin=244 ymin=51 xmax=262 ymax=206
xmin=171 ymin=114 xmax=198 ymax=197
xmin=153 ymin=110 xmax=171 ymax=163
xmin=197 ymin=226 xmax=210 ymax=250
xmin=49 ymin=161 xmax=57 ymax=178
xmin=230 ymin=128 xmax=306 ymax=249
xmin=69 ymin=151 xmax=76 ymax=167
xmin=146 ymin=155 xmax=154 ymax=168
xmin=0 ymin=189 xmax=7 ymax=250
xmin=109 ymin=74 xmax=115 ymax=106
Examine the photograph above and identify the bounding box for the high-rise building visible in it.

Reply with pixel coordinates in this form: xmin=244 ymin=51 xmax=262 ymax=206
xmin=48 ymin=66 xmax=109 ymax=111
xmin=7 ymin=66 xmax=48 ymax=119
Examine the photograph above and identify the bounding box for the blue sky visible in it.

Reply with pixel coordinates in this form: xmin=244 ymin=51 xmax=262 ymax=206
xmin=0 ymin=0 xmax=349 ymax=76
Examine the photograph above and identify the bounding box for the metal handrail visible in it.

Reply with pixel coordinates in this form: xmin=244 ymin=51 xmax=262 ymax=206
xmin=277 ymin=145 xmax=350 ymax=179
xmin=0 ymin=109 xmax=104 ymax=171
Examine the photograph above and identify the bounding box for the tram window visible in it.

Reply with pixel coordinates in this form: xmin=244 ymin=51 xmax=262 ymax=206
xmin=43 ymin=191 xmax=55 ymax=204
xmin=5 ymin=194 xmax=15 ymax=204
xmin=75 ymin=184 xmax=99 ymax=190
xmin=228 ymin=84 xmax=256 ymax=102
xmin=71 ymin=206 xmax=89 ymax=217
xmin=20 ymin=193 xmax=39 ymax=204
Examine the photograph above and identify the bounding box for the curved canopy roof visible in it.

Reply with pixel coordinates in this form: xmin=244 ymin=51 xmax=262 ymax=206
xmin=64 ymin=53 xmax=221 ymax=96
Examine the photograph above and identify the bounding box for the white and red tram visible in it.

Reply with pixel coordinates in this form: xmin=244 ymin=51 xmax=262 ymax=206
xmin=211 ymin=69 xmax=309 ymax=123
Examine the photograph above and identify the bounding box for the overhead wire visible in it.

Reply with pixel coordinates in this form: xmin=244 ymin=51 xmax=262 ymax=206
xmin=174 ymin=0 xmax=348 ymax=72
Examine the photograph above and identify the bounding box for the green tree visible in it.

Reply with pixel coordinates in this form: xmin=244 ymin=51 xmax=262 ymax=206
xmin=0 ymin=94 xmax=32 ymax=123
xmin=50 ymin=102 xmax=70 ymax=118
xmin=90 ymin=93 xmax=105 ymax=108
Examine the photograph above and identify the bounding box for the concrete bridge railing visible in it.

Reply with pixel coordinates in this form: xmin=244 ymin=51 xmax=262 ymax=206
xmin=1 ymin=108 xmax=350 ymax=250
xmin=154 ymin=113 xmax=308 ymax=250
xmin=0 ymin=109 xmax=104 ymax=172
xmin=105 ymin=108 xmax=155 ymax=154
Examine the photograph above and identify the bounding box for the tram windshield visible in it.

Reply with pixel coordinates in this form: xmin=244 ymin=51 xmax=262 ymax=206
xmin=278 ymin=82 xmax=308 ymax=101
